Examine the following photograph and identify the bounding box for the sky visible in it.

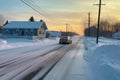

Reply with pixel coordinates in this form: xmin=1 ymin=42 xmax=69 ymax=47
xmin=0 ymin=0 xmax=120 ymax=35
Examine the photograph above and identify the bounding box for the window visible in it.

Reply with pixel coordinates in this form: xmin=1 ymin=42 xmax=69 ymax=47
xmin=30 ymin=29 xmax=34 ymax=35
xmin=16 ymin=29 xmax=19 ymax=33
xmin=25 ymin=29 xmax=28 ymax=35
xmin=5 ymin=29 xmax=8 ymax=34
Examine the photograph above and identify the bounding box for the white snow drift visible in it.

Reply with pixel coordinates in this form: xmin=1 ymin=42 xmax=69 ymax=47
xmin=84 ymin=37 xmax=120 ymax=80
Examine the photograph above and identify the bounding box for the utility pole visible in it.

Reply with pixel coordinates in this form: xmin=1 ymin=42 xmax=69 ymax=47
xmin=68 ymin=24 xmax=70 ymax=36
xmin=70 ymin=25 xmax=72 ymax=36
xmin=66 ymin=24 xmax=68 ymax=36
xmin=88 ymin=12 xmax=91 ymax=37
xmin=94 ymin=0 xmax=105 ymax=44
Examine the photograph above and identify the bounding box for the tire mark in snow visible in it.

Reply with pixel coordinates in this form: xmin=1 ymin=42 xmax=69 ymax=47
xmin=40 ymin=46 xmax=63 ymax=56
xmin=0 ymin=44 xmax=59 ymax=64
xmin=0 ymin=45 xmax=63 ymax=79
xmin=41 ymin=37 xmax=82 ymax=80
xmin=36 ymin=43 xmax=78 ymax=80
xmin=0 ymin=37 xmax=81 ymax=80
xmin=0 ymin=44 xmax=62 ymax=68
xmin=0 ymin=58 xmax=19 ymax=68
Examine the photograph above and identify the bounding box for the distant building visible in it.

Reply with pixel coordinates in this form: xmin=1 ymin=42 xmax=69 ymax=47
xmin=46 ymin=30 xmax=61 ymax=38
xmin=2 ymin=21 xmax=48 ymax=39
xmin=112 ymin=32 xmax=120 ymax=40
xmin=46 ymin=30 xmax=52 ymax=38
xmin=51 ymin=31 xmax=61 ymax=37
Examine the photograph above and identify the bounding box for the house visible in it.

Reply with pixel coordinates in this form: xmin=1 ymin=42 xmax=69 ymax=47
xmin=2 ymin=20 xmax=48 ymax=39
xmin=112 ymin=32 xmax=120 ymax=40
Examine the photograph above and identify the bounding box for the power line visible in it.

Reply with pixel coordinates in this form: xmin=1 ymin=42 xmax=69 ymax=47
xmin=21 ymin=0 xmax=47 ymax=18
xmin=23 ymin=0 xmax=47 ymax=18
xmin=29 ymin=0 xmax=49 ymax=18
xmin=28 ymin=0 xmax=48 ymax=15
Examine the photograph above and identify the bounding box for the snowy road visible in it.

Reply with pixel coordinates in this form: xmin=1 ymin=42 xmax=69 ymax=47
xmin=0 ymin=36 xmax=80 ymax=80
xmin=0 ymin=43 xmax=64 ymax=80
xmin=0 ymin=36 xmax=118 ymax=80
xmin=44 ymin=38 xmax=94 ymax=80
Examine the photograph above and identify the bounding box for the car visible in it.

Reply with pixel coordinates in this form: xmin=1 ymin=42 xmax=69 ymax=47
xmin=59 ymin=36 xmax=72 ymax=44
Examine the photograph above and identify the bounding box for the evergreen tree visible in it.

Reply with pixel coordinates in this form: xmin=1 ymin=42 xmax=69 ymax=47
xmin=3 ymin=20 xmax=8 ymax=26
xmin=29 ymin=16 xmax=35 ymax=22
xmin=40 ymin=19 xmax=43 ymax=22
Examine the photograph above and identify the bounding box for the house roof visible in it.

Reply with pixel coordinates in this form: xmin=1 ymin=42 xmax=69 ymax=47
xmin=3 ymin=21 xmax=47 ymax=29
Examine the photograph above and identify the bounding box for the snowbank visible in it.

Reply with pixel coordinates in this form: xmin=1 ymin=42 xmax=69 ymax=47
xmin=0 ymin=37 xmax=59 ymax=50
xmin=90 ymin=45 xmax=120 ymax=80
xmin=84 ymin=37 xmax=120 ymax=80
xmin=0 ymin=39 xmax=7 ymax=45
xmin=0 ymin=39 xmax=8 ymax=49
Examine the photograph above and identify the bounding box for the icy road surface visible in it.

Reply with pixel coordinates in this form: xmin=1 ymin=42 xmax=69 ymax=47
xmin=0 ymin=36 xmax=80 ymax=80
xmin=44 ymin=38 xmax=93 ymax=80
xmin=0 ymin=44 xmax=63 ymax=80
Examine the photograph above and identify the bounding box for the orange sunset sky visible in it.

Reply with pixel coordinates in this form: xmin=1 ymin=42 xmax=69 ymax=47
xmin=0 ymin=0 xmax=120 ymax=35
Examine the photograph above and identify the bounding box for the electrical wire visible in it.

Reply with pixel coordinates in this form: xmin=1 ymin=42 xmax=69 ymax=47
xmin=21 ymin=0 xmax=47 ymax=18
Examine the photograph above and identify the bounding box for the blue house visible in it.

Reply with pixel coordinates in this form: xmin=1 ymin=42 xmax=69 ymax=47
xmin=2 ymin=20 xmax=48 ymax=39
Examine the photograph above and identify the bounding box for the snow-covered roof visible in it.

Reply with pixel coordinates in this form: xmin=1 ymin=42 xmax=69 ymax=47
xmin=3 ymin=21 xmax=44 ymax=29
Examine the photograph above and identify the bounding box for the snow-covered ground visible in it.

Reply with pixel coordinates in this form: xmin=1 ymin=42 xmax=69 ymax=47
xmin=0 ymin=37 xmax=63 ymax=80
xmin=0 ymin=36 xmax=80 ymax=80
xmin=44 ymin=37 xmax=120 ymax=80
xmin=84 ymin=37 xmax=120 ymax=80
xmin=0 ymin=38 xmax=59 ymax=50
xmin=44 ymin=38 xmax=93 ymax=80
xmin=0 ymin=36 xmax=120 ymax=80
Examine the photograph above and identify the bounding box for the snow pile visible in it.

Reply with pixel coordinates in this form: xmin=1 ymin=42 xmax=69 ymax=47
xmin=0 ymin=39 xmax=7 ymax=48
xmin=84 ymin=37 xmax=120 ymax=80
xmin=0 ymin=37 xmax=59 ymax=50
xmin=0 ymin=39 xmax=7 ymax=45
xmin=90 ymin=45 xmax=120 ymax=80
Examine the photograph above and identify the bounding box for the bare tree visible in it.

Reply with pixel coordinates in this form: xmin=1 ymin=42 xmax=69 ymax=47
xmin=84 ymin=19 xmax=114 ymax=37
xmin=112 ymin=22 xmax=120 ymax=32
